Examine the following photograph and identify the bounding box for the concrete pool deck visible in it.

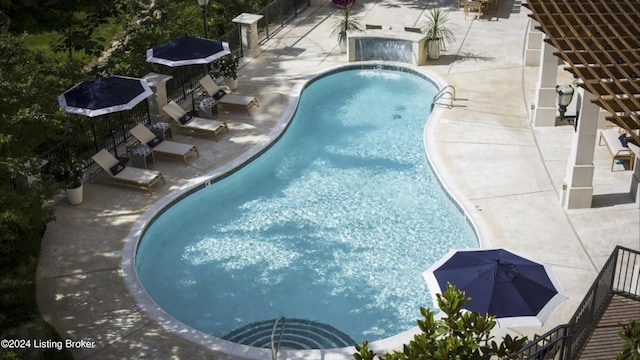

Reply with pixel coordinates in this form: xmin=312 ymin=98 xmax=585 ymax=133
xmin=36 ymin=0 xmax=640 ymax=359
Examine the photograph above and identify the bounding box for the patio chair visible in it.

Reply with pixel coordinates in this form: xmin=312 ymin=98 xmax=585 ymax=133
xmin=199 ymin=75 xmax=260 ymax=113
xmin=464 ymin=0 xmax=484 ymax=20
xmin=90 ymin=149 xmax=165 ymax=194
xmin=162 ymin=101 xmax=229 ymax=142
xmin=129 ymin=123 xmax=199 ymax=164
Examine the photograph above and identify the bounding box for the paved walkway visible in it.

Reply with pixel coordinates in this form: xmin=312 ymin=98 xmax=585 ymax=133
xmin=36 ymin=0 xmax=640 ymax=359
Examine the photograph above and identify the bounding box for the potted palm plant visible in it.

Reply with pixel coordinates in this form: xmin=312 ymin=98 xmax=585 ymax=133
xmin=216 ymin=50 xmax=240 ymax=90
xmin=331 ymin=4 xmax=362 ymax=53
xmin=422 ymin=8 xmax=455 ymax=60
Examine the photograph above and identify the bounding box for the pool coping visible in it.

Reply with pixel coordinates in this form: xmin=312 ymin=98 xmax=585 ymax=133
xmin=121 ymin=62 xmax=490 ymax=359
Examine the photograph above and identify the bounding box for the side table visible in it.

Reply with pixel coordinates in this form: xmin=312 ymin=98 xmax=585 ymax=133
xmin=130 ymin=146 xmax=155 ymax=169
xmin=198 ymin=97 xmax=219 ymax=119
xmin=151 ymin=122 xmax=173 ymax=140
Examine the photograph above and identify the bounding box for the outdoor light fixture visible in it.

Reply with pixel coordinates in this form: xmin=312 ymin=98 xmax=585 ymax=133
xmin=556 ymin=84 xmax=579 ymax=129
xmin=197 ymin=0 xmax=210 ymax=38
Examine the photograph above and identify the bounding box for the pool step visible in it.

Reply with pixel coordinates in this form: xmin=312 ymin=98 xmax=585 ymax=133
xmin=222 ymin=318 xmax=356 ymax=350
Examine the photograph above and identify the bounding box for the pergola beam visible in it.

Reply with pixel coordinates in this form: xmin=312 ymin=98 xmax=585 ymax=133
xmin=524 ymin=0 xmax=640 ymax=142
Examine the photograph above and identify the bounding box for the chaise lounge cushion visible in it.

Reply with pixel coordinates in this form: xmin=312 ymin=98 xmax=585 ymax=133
xmin=212 ymin=89 xmax=227 ymax=100
xmin=109 ymin=159 xmax=127 ymax=176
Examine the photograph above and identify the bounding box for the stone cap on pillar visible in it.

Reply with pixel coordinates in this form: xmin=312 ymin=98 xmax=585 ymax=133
xmin=143 ymin=72 xmax=174 ymax=89
xmin=232 ymin=13 xmax=263 ymax=25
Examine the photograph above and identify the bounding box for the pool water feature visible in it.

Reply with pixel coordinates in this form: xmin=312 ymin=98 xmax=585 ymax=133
xmin=135 ymin=66 xmax=478 ymax=349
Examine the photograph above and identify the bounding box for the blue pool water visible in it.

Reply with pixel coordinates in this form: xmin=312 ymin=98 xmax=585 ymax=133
xmin=136 ymin=67 xmax=478 ymax=347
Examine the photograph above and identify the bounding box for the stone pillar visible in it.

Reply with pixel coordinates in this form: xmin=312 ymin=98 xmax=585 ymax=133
xmin=531 ymin=40 xmax=559 ymax=127
xmin=561 ymin=88 xmax=599 ymax=209
xmin=628 ymin=143 xmax=640 ymax=207
xmin=233 ymin=13 xmax=264 ymax=58
xmin=143 ymin=72 xmax=174 ymax=124
xmin=524 ymin=20 xmax=543 ymax=66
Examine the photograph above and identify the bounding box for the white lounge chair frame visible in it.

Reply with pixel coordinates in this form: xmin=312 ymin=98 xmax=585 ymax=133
xmin=91 ymin=149 xmax=165 ymax=194
xmin=129 ymin=124 xmax=199 ymax=163
xmin=199 ymin=75 xmax=260 ymax=113
xmin=162 ymin=101 xmax=229 ymax=141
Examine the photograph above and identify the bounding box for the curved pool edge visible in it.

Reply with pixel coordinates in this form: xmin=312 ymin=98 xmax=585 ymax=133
xmin=418 ymin=69 xmax=493 ymax=249
xmin=121 ymin=62 xmax=489 ymax=359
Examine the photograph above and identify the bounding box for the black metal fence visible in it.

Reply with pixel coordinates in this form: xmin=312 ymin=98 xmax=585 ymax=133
xmin=38 ymin=0 xmax=313 ymax=170
xmin=38 ymin=101 xmax=151 ymax=168
xmin=256 ymin=0 xmax=312 ymax=43
xmin=165 ymin=0 xmax=312 ymax=105
xmin=506 ymin=246 xmax=640 ymax=360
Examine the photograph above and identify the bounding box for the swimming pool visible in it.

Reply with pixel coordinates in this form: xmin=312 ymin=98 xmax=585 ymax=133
xmin=134 ymin=65 xmax=478 ymax=350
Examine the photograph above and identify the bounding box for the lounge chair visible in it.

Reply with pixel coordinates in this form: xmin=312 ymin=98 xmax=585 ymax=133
xmin=90 ymin=149 xmax=165 ymax=194
xmin=129 ymin=123 xmax=199 ymax=164
xmin=199 ymin=75 xmax=260 ymax=113
xmin=365 ymin=24 xmax=383 ymax=30
xmin=162 ymin=101 xmax=229 ymax=141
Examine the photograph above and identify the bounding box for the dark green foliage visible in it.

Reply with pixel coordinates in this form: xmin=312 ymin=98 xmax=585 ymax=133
xmin=353 ymin=283 xmax=528 ymax=360
xmin=0 ymin=227 xmax=73 ymax=360
xmin=0 ymin=33 xmax=77 ymax=360
xmin=213 ymin=50 xmax=240 ymax=80
xmin=617 ymin=320 xmax=640 ymax=360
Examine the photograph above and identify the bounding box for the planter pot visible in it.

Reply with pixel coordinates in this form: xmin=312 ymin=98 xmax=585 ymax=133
xmin=339 ymin=38 xmax=347 ymax=54
xmin=224 ymin=77 xmax=238 ymax=91
xmin=427 ymin=39 xmax=441 ymax=60
xmin=66 ymin=183 xmax=83 ymax=205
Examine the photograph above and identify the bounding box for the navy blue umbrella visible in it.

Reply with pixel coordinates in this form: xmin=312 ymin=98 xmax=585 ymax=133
xmin=422 ymin=248 xmax=567 ymax=327
xmin=146 ymin=36 xmax=231 ymax=67
xmin=58 ymin=76 xmax=153 ymax=117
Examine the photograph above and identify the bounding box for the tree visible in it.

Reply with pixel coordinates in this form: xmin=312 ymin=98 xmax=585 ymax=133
xmin=0 ymin=34 xmax=84 ymax=265
xmin=353 ymin=283 xmax=528 ymax=360
xmin=51 ymin=0 xmax=129 ymax=62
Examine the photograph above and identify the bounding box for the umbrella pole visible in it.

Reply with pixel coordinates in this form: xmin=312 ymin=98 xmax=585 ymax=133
xmin=108 ymin=117 xmax=119 ymax=158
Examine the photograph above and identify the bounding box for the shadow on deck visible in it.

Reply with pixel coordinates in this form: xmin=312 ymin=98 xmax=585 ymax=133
xmin=577 ymin=295 xmax=640 ymax=359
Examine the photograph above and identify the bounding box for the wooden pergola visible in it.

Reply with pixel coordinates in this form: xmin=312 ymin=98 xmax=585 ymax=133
xmin=524 ymin=0 xmax=640 ymax=144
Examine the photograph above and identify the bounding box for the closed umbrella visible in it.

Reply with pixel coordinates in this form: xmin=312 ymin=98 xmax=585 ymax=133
xmin=422 ymin=248 xmax=568 ymax=327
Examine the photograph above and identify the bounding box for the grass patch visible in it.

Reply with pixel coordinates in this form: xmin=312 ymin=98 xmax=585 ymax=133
xmin=22 ymin=17 xmax=123 ymax=64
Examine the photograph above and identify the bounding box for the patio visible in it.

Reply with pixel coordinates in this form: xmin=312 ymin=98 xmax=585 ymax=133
xmin=37 ymin=0 xmax=639 ymax=359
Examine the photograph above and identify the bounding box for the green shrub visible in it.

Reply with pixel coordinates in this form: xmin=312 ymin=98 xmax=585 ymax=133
xmin=353 ymin=283 xmax=528 ymax=360
xmin=617 ymin=320 xmax=640 ymax=360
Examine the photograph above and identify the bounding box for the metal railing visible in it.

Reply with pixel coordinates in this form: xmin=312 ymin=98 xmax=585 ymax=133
xmin=39 ymin=0 xmax=313 ymax=173
xmin=256 ymin=0 xmax=311 ymax=44
xmin=506 ymin=246 xmax=640 ymax=360
xmin=38 ymin=101 xmax=150 ymax=168
xmin=166 ymin=0 xmax=312 ymax=105
xmin=270 ymin=316 xmax=285 ymax=360
xmin=431 ymin=85 xmax=456 ymax=110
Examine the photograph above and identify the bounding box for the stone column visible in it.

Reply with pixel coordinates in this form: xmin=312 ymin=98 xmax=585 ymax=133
xmin=233 ymin=13 xmax=264 ymax=58
xmin=143 ymin=72 xmax=174 ymax=124
xmin=561 ymin=88 xmax=599 ymax=209
xmin=531 ymin=40 xmax=559 ymax=127
xmin=524 ymin=20 xmax=543 ymax=66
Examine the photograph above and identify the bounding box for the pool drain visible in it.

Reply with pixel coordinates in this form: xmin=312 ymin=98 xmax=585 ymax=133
xmin=222 ymin=318 xmax=356 ymax=350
